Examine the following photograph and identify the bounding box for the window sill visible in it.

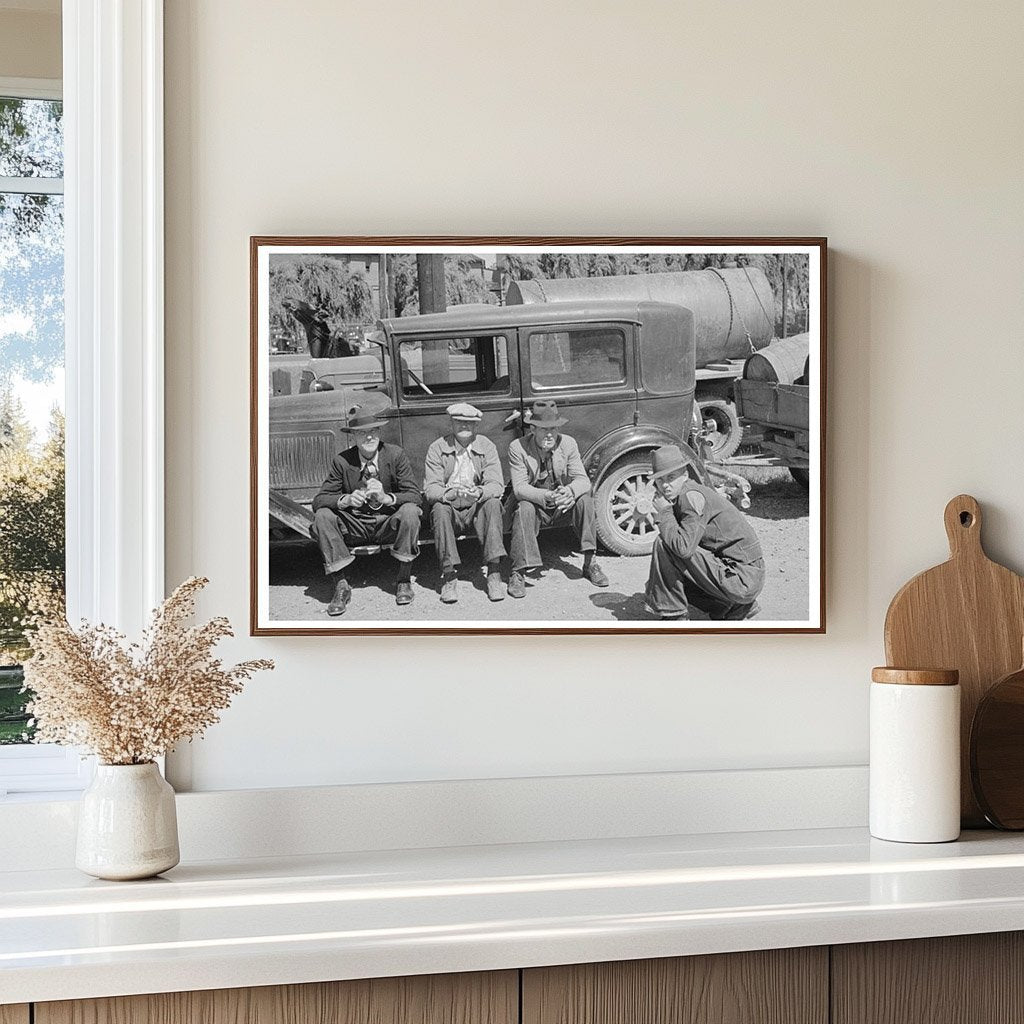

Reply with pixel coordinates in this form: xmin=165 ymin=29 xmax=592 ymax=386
xmin=0 ymin=789 xmax=85 ymax=804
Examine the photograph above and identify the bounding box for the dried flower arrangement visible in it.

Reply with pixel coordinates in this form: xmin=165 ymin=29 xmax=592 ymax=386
xmin=22 ymin=577 xmax=273 ymax=765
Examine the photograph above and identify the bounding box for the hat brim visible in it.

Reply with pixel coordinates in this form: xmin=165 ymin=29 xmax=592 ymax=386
xmin=342 ymin=419 xmax=389 ymax=432
xmin=527 ymin=417 xmax=568 ymax=428
xmin=651 ymin=460 xmax=694 ymax=481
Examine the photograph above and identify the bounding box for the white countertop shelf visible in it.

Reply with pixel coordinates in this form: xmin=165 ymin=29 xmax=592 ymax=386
xmin=4 ymin=826 xmax=1024 ymax=1004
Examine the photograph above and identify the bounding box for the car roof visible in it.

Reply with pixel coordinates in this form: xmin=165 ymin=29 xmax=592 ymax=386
xmin=379 ymin=299 xmax=685 ymax=336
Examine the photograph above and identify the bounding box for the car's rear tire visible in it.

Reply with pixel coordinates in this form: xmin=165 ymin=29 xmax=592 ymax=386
xmin=595 ymin=456 xmax=659 ymax=557
xmin=698 ymin=398 xmax=743 ymax=460
xmin=789 ymin=467 xmax=810 ymax=488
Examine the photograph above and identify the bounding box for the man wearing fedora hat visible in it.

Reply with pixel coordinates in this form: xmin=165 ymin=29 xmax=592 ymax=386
xmin=423 ymin=403 xmax=506 ymax=603
xmin=310 ymin=406 xmax=423 ymax=615
xmin=644 ymin=444 xmax=764 ymax=621
xmin=505 ymin=399 xmax=608 ymax=599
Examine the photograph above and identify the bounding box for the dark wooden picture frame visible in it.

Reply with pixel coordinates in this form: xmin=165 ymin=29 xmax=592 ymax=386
xmin=251 ymin=237 xmax=827 ymax=635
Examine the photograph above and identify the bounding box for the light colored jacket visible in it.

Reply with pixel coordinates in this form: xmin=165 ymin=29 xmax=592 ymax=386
xmin=422 ymin=433 xmax=505 ymax=504
xmin=508 ymin=433 xmax=591 ymax=506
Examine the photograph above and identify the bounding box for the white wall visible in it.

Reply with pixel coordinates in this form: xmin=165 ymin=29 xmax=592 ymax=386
xmin=164 ymin=1 xmax=1024 ymax=792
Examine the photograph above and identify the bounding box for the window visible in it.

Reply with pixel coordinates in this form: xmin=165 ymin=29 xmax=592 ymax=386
xmin=399 ymin=334 xmax=509 ymax=398
xmin=0 ymin=89 xmax=64 ymax=754
xmin=1 ymin=12 xmax=166 ymax=796
xmin=529 ymin=327 xmax=626 ymax=390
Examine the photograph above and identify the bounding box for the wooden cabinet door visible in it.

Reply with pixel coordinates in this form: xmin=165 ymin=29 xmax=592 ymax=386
xmin=36 ymin=971 xmax=517 ymax=1024
xmin=523 ymin=949 xmax=828 ymax=1024
xmin=832 ymin=932 xmax=1024 ymax=1024
xmin=0 ymin=1007 xmax=30 ymax=1024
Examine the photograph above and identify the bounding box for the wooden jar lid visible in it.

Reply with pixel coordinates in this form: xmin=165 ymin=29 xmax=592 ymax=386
xmin=871 ymin=667 xmax=960 ymax=686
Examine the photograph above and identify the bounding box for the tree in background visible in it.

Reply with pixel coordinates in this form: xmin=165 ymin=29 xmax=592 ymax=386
xmin=267 ymin=252 xmax=809 ymax=337
xmin=0 ymin=392 xmax=65 ymax=669
xmin=390 ymin=254 xmax=419 ymax=317
xmin=0 ymin=98 xmax=65 ymax=743
xmin=444 ymin=256 xmax=493 ymax=306
xmin=269 ymin=255 xmax=375 ymax=351
xmin=388 ymin=255 xmax=497 ymax=317
xmin=0 ymin=98 xmax=61 ymax=237
xmin=500 ymin=254 xmax=540 ymax=281
xmin=0 ymin=98 xmax=64 ymax=386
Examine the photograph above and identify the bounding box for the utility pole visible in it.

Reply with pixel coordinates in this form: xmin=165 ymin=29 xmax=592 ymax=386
xmin=781 ymin=254 xmax=788 ymax=339
xmin=416 ymin=254 xmax=446 ymax=314
xmin=416 ymin=254 xmax=449 ymax=385
xmin=377 ymin=255 xmax=391 ymax=318
xmin=495 ymin=255 xmax=506 ymax=306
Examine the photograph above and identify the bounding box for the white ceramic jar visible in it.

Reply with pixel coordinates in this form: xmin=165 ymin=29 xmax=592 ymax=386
xmin=76 ymin=762 xmax=180 ymax=880
xmin=870 ymin=667 xmax=961 ymax=843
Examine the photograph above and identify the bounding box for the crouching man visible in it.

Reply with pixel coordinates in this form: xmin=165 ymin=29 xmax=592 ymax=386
xmin=644 ymin=445 xmax=764 ymax=621
xmin=310 ymin=408 xmax=422 ymax=615
xmin=505 ymin=400 xmax=608 ymax=599
xmin=423 ymin=403 xmax=506 ymax=604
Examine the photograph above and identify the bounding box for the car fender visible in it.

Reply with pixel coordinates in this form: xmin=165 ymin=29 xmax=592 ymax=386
xmin=583 ymin=426 xmax=706 ymax=486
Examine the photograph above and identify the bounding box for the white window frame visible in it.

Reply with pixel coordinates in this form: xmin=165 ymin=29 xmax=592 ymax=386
xmin=0 ymin=76 xmax=61 ymax=101
xmin=0 ymin=75 xmax=84 ymax=796
xmin=0 ymin=0 xmax=165 ymax=797
xmin=0 ymin=75 xmax=64 ymax=194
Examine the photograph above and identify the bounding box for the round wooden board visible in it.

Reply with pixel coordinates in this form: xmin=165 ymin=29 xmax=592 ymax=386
xmin=971 ymin=664 xmax=1024 ymax=829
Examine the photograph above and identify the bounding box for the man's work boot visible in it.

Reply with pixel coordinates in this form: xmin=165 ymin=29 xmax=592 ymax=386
xmin=396 ymin=580 xmax=414 ymax=606
xmin=486 ymin=572 xmax=505 ymax=602
xmin=507 ymin=570 xmax=526 ymax=599
xmin=643 ymin=604 xmax=690 ymax=620
xmin=583 ymin=560 xmax=609 ymax=588
xmin=327 ymin=576 xmax=351 ymax=617
xmin=440 ymin=575 xmax=458 ymax=604
xmin=643 ymin=591 xmax=689 ymax=620
xmin=722 ymin=599 xmax=761 ymax=621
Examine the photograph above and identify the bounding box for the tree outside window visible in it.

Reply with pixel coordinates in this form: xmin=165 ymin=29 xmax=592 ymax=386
xmin=0 ymin=94 xmax=65 ymax=744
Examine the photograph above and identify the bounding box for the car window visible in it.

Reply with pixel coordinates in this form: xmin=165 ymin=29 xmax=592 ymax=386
xmin=398 ymin=335 xmax=509 ymax=398
xmin=529 ymin=328 xmax=626 ymax=390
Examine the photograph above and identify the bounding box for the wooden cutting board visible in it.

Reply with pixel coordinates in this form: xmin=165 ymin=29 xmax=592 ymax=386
xmin=884 ymin=494 xmax=1024 ymax=826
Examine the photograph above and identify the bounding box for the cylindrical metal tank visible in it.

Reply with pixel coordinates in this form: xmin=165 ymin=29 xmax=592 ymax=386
xmin=505 ymin=268 xmax=776 ymax=366
xmin=743 ymin=333 xmax=809 ymax=384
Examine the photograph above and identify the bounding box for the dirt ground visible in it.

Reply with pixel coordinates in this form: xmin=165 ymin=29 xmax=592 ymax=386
xmin=267 ymin=468 xmax=810 ymax=624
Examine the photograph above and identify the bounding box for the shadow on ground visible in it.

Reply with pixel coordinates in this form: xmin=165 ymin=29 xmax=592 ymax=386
xmin=589 ymin=591 xmax=652 ymax=621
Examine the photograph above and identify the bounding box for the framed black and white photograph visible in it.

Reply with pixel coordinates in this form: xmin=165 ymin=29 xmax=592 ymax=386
xmin=250 ymin=237 xmax=826 ymax=635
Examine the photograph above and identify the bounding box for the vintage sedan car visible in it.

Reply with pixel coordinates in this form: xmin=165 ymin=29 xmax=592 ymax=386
xmin=268 ymin=299 xmax=703 ymax=556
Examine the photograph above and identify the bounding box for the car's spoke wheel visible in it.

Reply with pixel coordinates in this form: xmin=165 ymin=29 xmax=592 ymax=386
xmin=596 ymin=458 xmax=659 ymax=556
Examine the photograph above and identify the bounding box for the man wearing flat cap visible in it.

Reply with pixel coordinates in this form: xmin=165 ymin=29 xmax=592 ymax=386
xmin=505 ymin=399 xmax=608 ymax=599
xmin=310 ymin=407 xmax=423 ymax=615
xmin=644 ymin=445 xmax=764 ymax=620
xmin=422 ymin=403 xmax=506 ymax=603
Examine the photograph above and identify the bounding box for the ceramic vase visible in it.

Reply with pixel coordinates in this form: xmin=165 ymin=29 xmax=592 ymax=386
xmin=76 ymin=762 xmax=180 ymax=880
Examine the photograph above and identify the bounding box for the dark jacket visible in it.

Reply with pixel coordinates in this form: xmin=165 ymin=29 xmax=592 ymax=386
xmin=312 ymin=442 xmax=422 ymax=512
xmin=422 ymin=433 xmax=505 ymax=504
xmin=654 ymin=482 xmax=763 ymax=566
